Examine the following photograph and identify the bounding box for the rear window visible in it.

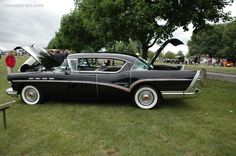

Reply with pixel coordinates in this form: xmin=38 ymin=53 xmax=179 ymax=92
xmin=132 ymin=58 xmax=150 ymax=70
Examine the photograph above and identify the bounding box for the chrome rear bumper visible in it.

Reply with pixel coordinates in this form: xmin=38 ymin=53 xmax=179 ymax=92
xmin=161 ymin=88 xmax=201 ymax=99
xmin=161 ymin=70 xmax=203 ymax=99
xmin=5 ymin=87 xmax=18 ymax=97
xmin=184 ymin=88 xmax=201 ymax=98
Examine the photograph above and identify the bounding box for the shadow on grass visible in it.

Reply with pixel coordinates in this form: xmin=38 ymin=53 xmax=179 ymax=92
xmin=45 ymin=98 xmax=133 ymax=108
xmin=161 ymin=99 xmax=195 ymax=110
xmin=39 ymin=97 xmax=195 ymax=110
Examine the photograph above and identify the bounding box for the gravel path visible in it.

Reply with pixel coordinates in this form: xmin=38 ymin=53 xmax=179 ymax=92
xmin=207 ymin=72 xmax=236 ymax=83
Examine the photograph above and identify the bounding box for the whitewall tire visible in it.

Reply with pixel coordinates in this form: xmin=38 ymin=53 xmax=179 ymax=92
xmin=21 ymin=85 xmax=43 ymax=105
xmin=133 ymin=86 xmax=161 ymax=109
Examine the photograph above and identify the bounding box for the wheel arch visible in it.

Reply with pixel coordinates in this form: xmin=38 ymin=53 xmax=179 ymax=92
xmin=17 ymin=83 xmax=44 ymax=96
xmin=130 ymin=82 xmax=163 ymax=99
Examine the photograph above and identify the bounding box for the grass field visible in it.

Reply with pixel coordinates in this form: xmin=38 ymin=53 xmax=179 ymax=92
xmin=0 ymin=56 xmax=236 ymax=156
xmin=155 ymin=63 xmax=236 ymax=74
xmin=185 ymin=65 xmax=236 ymax=75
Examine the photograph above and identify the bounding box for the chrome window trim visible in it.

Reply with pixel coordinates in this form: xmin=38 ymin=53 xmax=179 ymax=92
xmin=67 ymin=58 xmax=129 ymax=74
xmin=68 ymin=55 xmax=131 ymax=64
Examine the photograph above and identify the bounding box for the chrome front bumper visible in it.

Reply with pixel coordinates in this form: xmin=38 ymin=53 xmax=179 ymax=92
xmin=5 ymin=87 xmax=18 ymax=97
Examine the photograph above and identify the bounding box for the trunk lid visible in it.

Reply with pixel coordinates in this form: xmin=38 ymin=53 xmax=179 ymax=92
xmin=148 ymin=38 xmax=184 ymax=66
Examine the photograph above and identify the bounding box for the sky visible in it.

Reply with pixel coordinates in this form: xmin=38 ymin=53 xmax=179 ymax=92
xmin=0 ymin=0 xmax=235 ymax=54
xmin=0 ymin=0 xmax=74 ymax=50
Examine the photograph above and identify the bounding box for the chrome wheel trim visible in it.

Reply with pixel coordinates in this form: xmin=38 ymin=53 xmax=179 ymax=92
xmin=138 ymin=90 xmax=155 ymax=106
xmin=25 ymin=88 xmax=38 ymax=102
xmin=21 ymin=85 xmax=40 ymax=105
xmin=135 ymin=87 xmax=158 ymax=109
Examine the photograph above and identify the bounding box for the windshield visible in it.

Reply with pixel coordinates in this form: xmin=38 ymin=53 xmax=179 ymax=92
xmin=132 ymin=57 xmax=152 ymax=70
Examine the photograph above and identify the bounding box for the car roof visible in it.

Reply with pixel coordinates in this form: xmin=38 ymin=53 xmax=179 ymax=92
xmin=67 ymin=52 xmax=139 ymax=63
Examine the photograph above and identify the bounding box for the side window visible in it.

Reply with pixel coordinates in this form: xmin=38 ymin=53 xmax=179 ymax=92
xmin=132 ymin=59 xmax=149 ymax=70
xmin=69 ymin=57 xmax=126 ymax=72
xmin=77 ymin=58 xmax=96 ymax=71
xmin=95 ymin=58 xmax=126 ymax=72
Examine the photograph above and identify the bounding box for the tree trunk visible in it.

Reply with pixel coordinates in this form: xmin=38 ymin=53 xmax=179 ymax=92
xmin=141 ymin=44 xmax=149 ymax=60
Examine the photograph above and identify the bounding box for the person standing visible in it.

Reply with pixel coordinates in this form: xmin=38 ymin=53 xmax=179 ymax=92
xmin=5 ymin=50 xmax=16 ymax=74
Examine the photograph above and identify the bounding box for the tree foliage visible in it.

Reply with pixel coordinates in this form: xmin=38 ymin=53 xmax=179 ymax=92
xmin=221 ymin=20 xmax=236 ymax=58
xmin=188 ymin=20 xmax=236 ymax=58
xmin=106 ymin=40 xmax=141 ymax=55
xmin=48 ymin=11 xmax=106 ymax=52
xmin=49 ymin=0 xmax=233 ymax=59
xmin=164 ymin=51 xmax=176 ymax=59
xmin=48 ymin=31 xmax=67 ymax=49
xmin=75 ymin=0 xmax=233 ymax=59
xmin=176 ymin=51 xmax=184 ymax=57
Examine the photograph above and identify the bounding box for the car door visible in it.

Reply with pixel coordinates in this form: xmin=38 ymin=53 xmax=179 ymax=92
xmin=37 ymin=71 xmax=96 ymax=99
xmin=58 ymin=57 xmax=97 ymax=99
xmin=95 ymin=58 xmax=131 ymax=99
xmin=64 ymin=71 xmax=97 ymax=99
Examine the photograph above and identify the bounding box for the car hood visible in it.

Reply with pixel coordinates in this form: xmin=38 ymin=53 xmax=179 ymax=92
xmin=148 ymin=38 xmax=184 ymax=66
xmin=14 ymin=45 xmax=61 ymax=69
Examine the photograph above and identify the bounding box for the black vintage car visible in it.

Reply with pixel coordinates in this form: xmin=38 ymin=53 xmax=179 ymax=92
xmin=6 ymin=39 xmax=204 ymax=109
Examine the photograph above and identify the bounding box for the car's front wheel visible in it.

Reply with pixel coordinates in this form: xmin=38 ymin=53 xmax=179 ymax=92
xmin=21 ymin=85 xmax=43 ymax=105
xmin=133 ymin=86 xmax=161 ymax=109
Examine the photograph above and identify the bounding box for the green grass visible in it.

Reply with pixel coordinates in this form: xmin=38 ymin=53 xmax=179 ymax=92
xmin=155 ymin=62 xmax=236 ymax=74
xmin=185 ymin=64 xmax=236 ymax=75
xmin=0 ymin=56 xmax=236 ymax=156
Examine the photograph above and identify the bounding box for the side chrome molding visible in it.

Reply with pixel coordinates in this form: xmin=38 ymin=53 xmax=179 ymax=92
xmin=161 ymin=70 xmax=202 ymax=99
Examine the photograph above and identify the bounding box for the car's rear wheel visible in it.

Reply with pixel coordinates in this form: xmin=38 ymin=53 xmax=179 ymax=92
xmin=133 ymin=86 xmax=161 ymax=109
xmin=21 ymin=85 xmax=43 ymax=105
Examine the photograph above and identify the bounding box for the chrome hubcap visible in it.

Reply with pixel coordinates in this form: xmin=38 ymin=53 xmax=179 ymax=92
xmin=25 ymin=88 xmax=38 ymax=102
xmin=138 ymin=90 xmax=154 ymax=106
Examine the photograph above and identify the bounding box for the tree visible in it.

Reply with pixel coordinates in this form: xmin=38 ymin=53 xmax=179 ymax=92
xmin=185 ymin=52 xmax=190 ymax=58
xmin=48 ymin=10 xmax=106 ymax=52
xmin=75 ymin=0 xmax=233 ymax=59
xmin=164 ymin=51 xmax=176 ymax=59
xmin=221 ymin=21 xmax=236 ymax=58
xmin=47 ymin=36 xmax=57 ymax=49
xmin=176 ymin=51 xmax=184 ymax=57
xmin=188 ymin=20 xmax=236 ymax=58
xmin=106 ymin=40 xmax=141 ymax=55
xmin=188 ymin=25 xmax=223 ymax=57
xmin=48 ymin=31 xmax=68 ymax=49
xmin=61 ymin=11 xmax=107 ymax=52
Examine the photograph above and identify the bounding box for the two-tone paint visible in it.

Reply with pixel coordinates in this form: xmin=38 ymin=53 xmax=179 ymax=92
xmin=6 ymin=39 xmax=203 ymax=108
xmin=6 ymin=52 xmax=201 ymax=100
